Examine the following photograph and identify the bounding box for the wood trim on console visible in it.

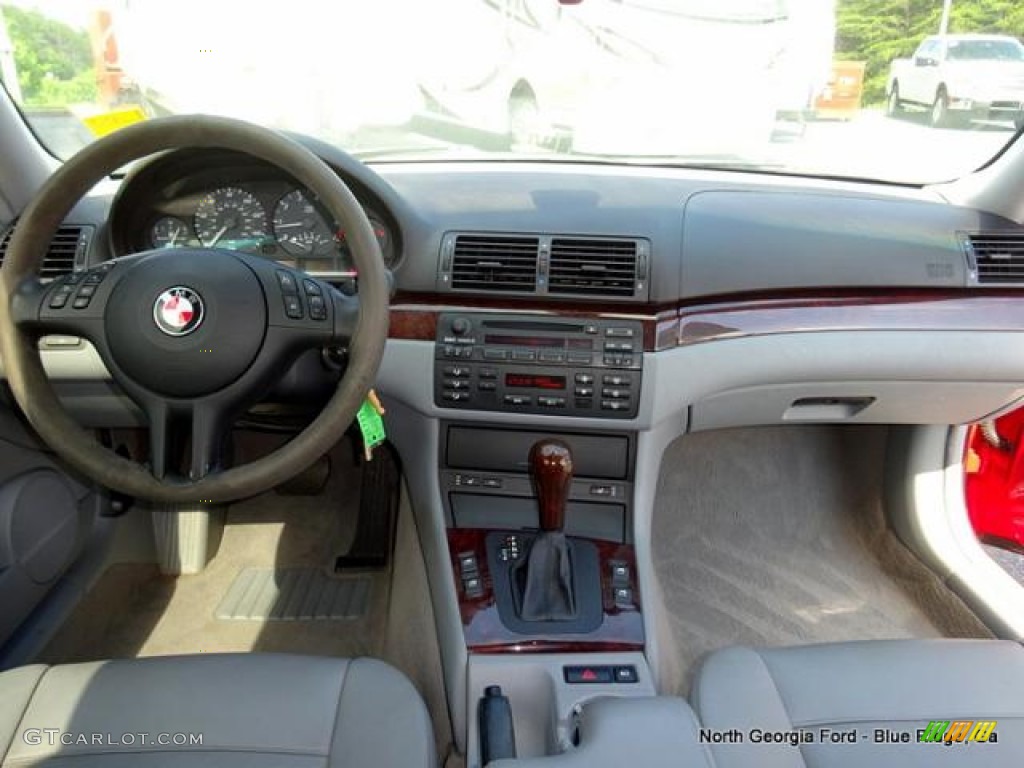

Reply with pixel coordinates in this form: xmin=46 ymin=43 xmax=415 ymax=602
xmin=389 ymin=289 xmax=1024 ymax=353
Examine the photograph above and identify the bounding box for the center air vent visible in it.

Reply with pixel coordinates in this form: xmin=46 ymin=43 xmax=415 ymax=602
xmin=439 ymin=232 xmax=649 ymax=300
xmin=0 ymin=222 xmax=92 ymax=279
xmin=549 ymin=237 xmax=645 ymax=298
xmin=448 ymin=234 xmax=539 ymax=293
xmin=967 ymin=232 xmax=1024 ymax=285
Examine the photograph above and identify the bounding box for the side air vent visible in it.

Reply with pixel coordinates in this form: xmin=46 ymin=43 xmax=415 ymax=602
xmin=447 ymin=234 xmax=539 ymax=293
xmin=0 ymin=222 xmax=93 ymax=279
xmin=548 ymin=237 xmax=646 ymax=298
xmin=967 ymin=232 xmax=1024 ymax=285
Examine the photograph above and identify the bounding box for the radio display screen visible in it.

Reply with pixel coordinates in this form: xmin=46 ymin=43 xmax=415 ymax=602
xmin=505 ymin=374 xmax=566 ymax=390
xmin=484 ymin=334 xmax=563 ymax=348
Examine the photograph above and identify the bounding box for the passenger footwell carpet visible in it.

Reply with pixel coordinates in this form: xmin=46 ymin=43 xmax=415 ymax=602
xmin=215 ymin=568 xmax=371 ymax=620
xmin=652 ymin=426 xmax=992 ymax=693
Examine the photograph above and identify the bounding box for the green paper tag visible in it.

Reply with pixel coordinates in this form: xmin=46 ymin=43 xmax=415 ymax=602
xmin=356 ymin=399 xmax=386 ymax=452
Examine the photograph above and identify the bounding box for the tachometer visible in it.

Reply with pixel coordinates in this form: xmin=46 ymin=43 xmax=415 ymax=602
xmin=272 ymin=190 xmax=336 ymax=258
xmin=150 ymin=216 xmax=192 ymax=249
xmin=194 ymin=187 xmax=267 ymax=249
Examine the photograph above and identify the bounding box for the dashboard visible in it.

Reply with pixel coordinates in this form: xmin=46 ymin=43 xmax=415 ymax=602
xmin=16 ymin=134 xmax=1024 ymax=436
xmin=107 ymin=149 xmax=399 ymax=276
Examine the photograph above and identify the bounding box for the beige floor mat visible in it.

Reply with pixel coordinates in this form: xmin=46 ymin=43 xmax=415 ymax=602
xmin=39 ymin=439 xmax=386 ymax=661
xmin=652 ymin=425 xmax=993 ymax=694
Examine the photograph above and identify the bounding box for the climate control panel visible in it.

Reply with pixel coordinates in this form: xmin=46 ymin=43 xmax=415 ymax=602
xmin=433 ymin=314 xmax=643 ymax=418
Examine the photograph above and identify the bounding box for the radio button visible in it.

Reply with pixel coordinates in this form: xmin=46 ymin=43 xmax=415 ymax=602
xmin=606 ymin=327 xmax=635 ymax=338
xmin=575 ymin=387 xmax=594 ymax=397
xmin=568 ymin=353 xmax=592 ymax=364
xmin=539 ymin=351 xmax=565 ymax=363
xmin=604 ymin=341 xmax=634 ymax=353
xmin=512 ymin=350 xmax=536 ymax=362
xmin=443 ymin=391 xmax=470 ymax=402
xmin=603 ymin=374 xmax=631 ymax=386
xmin=601 ymin=400 xmax=630 ymax=412
xmin=455 ymin=347 xmax=474 ymax=359
xmin=538 ymin=396 xmax=566 ymax=408
xmin=478 ymin=381 xmax=497 ymax=392
xmin=503 ymin=395 xmax=532 ymax=406
xmin=483 ymin=349 xmax=508 ymax=361
xmin=574 ymin=373 xmax=594 ymax=385
xmin=479 ymin=368 xmax=498 ymax=380
xmin=584 ymin=324 xmax=599 ymax=334
xmin=602 ymin=388 xmax=630 ymax=399
xmin=443 ymin=366 xmax=471 ymax=377
xmin=444 ymin=379 xmax=470 ymax=390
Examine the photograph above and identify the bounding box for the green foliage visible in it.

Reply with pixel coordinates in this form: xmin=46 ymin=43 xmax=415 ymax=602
xmin=836 ymin=0 xmax=1024 ymax=104
xmin=1 ymin=4 xmax=96 ymax=106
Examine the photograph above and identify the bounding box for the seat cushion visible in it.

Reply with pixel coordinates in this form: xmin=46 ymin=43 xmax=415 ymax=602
xmin=0 ymin=654 xmax=435 ymax=768
xmin=691 ymin=639 xmax=1024 ymax=768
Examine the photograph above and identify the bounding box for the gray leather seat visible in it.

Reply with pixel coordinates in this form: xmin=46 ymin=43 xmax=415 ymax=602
xmin=692 ymin=639 xmax=1024 ymax=767
xmin=0 ymin=653 xmax=435 ymax=767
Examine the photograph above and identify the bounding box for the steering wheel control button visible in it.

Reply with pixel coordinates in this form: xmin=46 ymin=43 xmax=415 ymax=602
xmin=153 ymin=286 xmax=204 ymax=336
xmin=276 ymin=270 xmax=299 ymax=294
xmin=308 ymin=295 xmax=327 ymax=320
xmin=301 ymin=279 xmax=322 ymax=296
xmin=71 ymin=296 xmax=91 ymax=309
xmin=76 ymin=284 xmax=97 ymax=298
xmin=48 ymin=286 xmax=73 ymax=309
xmin=83 ymin=272 xmax=105 ymax=284
xmin=283 ymin=294 xmax=304 ymax=319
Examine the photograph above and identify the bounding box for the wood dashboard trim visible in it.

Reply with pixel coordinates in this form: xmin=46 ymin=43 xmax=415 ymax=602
xmin=389 ymin=290 xmax=1024 ymax=352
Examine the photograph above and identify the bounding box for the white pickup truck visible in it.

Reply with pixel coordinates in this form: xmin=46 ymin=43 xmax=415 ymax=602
xmin=887 ymin=34 xmax=1024 ymax=129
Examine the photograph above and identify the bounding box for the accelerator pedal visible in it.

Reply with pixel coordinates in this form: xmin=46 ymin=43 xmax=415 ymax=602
xmin=335 ymin=440 xmax=400 ymax=571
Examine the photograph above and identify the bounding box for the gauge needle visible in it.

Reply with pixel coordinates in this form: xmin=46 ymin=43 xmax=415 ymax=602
xmin=207 ymin=225 xmax=229 ymax=246
xmin=275 ymin=222 xmax=305 ymax=229
xmin=169 ymin=227 xmax=181 ymax=246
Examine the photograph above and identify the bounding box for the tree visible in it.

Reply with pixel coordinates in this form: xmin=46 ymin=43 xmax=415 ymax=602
xmin=836 ymin=0 xmax=1024 ymax=104
xmin=0 ymin=4 xmax=94 ymax=105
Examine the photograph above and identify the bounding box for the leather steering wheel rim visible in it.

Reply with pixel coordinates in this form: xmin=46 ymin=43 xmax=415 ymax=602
xmin=0 ymin=115 xmax=390 ymax=503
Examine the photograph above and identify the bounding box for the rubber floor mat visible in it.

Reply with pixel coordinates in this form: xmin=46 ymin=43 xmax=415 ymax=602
xmin=216 ymin=567 xmax=371 ymax=620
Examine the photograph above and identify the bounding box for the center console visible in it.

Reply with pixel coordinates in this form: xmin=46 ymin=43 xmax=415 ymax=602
xmin=433 ymin=312 xmax=653 ymax=765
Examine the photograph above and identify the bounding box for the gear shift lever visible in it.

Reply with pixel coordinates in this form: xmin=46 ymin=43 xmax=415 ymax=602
xmin=515 ymin=439 xmax=577 ymax=621
xmin=530 ymin=439 xmax=573 ymax=533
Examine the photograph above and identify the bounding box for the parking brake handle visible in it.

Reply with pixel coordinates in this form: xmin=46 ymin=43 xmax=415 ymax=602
xmin=479 ymin=685 xmax=517 ymax=765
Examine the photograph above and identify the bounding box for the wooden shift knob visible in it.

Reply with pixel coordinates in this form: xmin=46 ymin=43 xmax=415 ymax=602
xmin=529 ymin=439 xmax=573 ymax=532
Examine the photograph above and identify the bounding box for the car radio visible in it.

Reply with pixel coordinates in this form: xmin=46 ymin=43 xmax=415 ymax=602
xmin=433 ymin=314 xmax=643 ymax=418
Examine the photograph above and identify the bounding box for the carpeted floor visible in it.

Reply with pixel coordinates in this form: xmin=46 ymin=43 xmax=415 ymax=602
xmin=652 ymin=425 xmax=992 ymax=693
xmin=38 ymin=435 xmax=453 ymax=757
xmin=39 ymin=438 xmax=382 ymax=661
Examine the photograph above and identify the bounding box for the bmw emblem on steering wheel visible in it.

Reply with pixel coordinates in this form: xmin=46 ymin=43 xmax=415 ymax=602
xmin=153 ymin=286 xmax=204 ymax=337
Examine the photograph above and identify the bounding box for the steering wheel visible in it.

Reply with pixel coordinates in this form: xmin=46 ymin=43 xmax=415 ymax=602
xmin=0 ymin=116 xmax=390 ymax=503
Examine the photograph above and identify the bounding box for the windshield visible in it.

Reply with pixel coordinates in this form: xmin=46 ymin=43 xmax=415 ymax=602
xmin=0 ymin=0 xmax=1021 ymax=184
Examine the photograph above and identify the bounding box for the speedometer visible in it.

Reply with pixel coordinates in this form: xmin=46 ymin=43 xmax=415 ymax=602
xmin=194 ymin=187 xmax=267 ymax=249
xmin=272 ymin=190 xmax=336 ymax=258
